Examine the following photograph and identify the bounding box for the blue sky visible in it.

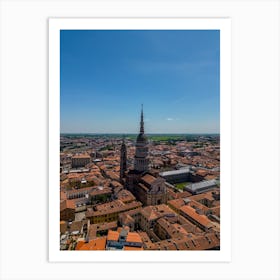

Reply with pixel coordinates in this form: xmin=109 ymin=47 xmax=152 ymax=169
xmin=60 ymin=30 xmax=220 ymax=134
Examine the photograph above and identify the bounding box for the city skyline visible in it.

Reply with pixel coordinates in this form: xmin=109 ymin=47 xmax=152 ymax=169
xmin=59 ymin=28 xmax=221 ymax=252
xmin=60 ymin=30 xmax=220 ymax=134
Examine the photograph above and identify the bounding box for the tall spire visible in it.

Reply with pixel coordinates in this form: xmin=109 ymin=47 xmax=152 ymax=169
xmin=140 ymin=104 xmax=144 ymax=134
xmin=134 ymin=104 xmax=149 ymax=172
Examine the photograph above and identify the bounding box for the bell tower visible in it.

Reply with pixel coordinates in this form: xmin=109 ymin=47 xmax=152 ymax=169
xmin=120 ymin=137 xmax=127 ymax=183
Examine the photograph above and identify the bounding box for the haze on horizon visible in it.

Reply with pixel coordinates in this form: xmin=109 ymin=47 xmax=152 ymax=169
xmin=60 ymin=30 xmax=220 ymax=134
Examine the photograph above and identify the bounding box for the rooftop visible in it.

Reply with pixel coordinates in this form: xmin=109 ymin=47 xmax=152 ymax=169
xmin=86 ymin=200 xmax=142 ymax=218
xmin=107 ymin=230 xmax=119 ymax=241
xmin=180 ymin=205 xmax=214 ymax=229
xmin=75 ymin=237 xmax=107 ymax=250
xmin=159 ymin=168 xmax=191 ymax=177
xmin=184 ymin=179 xmax=217 ymax=194
xmin=60 ymin=199 xmax=75 ymax=211
xmin=72 ymin=153 xmax=91 ymax=159
xmin=141 ymin=174 xmax=157 ymax=185
xmin=107 ymin=229 xmax=143 ymax=245
xmin=141 ymin=204 xmax=176 ymax=221
xmin=126 ymin=232 xmax=142 ymax=243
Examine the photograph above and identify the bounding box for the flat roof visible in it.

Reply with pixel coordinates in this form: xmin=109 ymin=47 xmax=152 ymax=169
xmin=184 ymin=179 xmax=217 ymax=193
xmin=159 ymin=168 xmax=191 ymax=177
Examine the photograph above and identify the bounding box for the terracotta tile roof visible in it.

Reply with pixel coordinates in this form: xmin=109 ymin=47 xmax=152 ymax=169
xmin=69 ymin=220 xmax=87 ymax=232
xmin=88 ymin=222 xmax=118 ymax=240
xmin=95 ymin=200 xmax=125 ymax=212
xmin=148 ymin=232 xmax=220 ymax=250
xmin=141 ymin=204 xmax=175 ymax=221
xmin=173 ymin=223 xmax=188 ymax=235
xmin=117 ymin=227 xmax=123 ymax=233
xmin=60 ymin=199 xmax=75 ymax=211
xmin=66 ymin=186 xmax=94 ymax=195
xmin=118 ymin=208 xmax=141 ymax=226
xmin=126 ymin=232 xmax=142 ymax=243
xmin=107 ymin=230 xmax=119 ymax=241
xmin=189 ymin=200 xmax=208 ymax=213
xmin=175 ymin=191 xmax=192 ymax=198
xmin=67 ymin=173 xmax=84 ymax=180
xmin=111 ymin=181 xmax=122 ymax=188
xmin=180 ymin=205 xmax=213 ymax=229
xmin=121 ymin=214 xmax=134 ymax=225
xmin=89 ymin=187 xmax=112 ymax=197
xmin=116 ymin=189 xmax=135 ymax=203
xmin=105 ymin=171 xmax=119 ymax=180
xmin=76 ymin=237 xmax=106 ymax=250
xmin=86 ymin=200 xmax=142 ymax=218
xmin=141 ymin=174 xmax=156 ymax=185
xmin=72 ymin=153 xmax=91 ymax=159
xmin=168 ymin=199 xmax=185 ymax=211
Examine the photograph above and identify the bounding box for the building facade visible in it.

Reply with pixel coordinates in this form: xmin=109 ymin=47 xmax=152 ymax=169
xmin=71 ymin=153 xmax=91 ymax=168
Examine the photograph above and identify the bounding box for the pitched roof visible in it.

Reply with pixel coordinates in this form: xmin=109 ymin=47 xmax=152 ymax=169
xmin=72 ymin=153 xmax=91 ymax=159
xmin=141 ymin=174 xmax=156 ymax=185
xmin=60 ymin=199 xmax=75 ymax=211
xmin=76 ymin=237 xmax=106 ymax=250
xmin=107 ymin=230 xmax=119 ymax=241
xmin=141 ymin=204 xmax=176 ymax=221
xmin=180 ymin=205 xmax=213 ymax=229
xmin=126 ymin=232 xmax=142 ymax=243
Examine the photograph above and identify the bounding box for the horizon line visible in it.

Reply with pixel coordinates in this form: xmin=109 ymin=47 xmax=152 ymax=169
xmin=60 ymin=132 xmax=220 ymax=135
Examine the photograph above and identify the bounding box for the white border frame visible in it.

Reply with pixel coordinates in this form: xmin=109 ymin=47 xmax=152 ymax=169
xmin=49 ymin=18 xmax=231 ymax=262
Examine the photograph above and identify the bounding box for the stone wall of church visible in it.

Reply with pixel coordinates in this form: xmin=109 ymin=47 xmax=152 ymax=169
xmin=147 ymin=192 xmax=168 ymax=206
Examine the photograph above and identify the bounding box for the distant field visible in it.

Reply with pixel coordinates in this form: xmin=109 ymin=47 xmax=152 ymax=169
xmin=60 ymin=133 xmax=219 ymax=142
xmin=148 ymin=135 xmax=185 ymax=141
xmin=125 ymin=135 xmax=187 ymax=142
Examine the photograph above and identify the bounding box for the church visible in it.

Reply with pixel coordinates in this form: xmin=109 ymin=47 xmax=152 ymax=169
xmin=120 ymin=106 xmax=167 ymax=206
